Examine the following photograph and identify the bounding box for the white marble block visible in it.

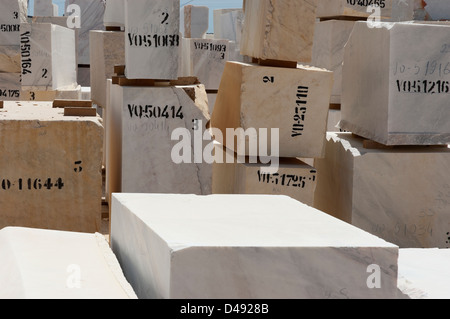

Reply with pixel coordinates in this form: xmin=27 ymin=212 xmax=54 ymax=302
xmin=414 ymin=0 xmax=450 ymax=21
xmin=90 ymin=30 xmax=125 ymax=108
xmin=327 ymin=109 xmax=343 ymax=132
xmin=341 ymin=21 xmax=450 ymax=145
xmin=183 ymin=5 xmax=209 ymax=39
xmin=125 ymin=0 xmax=181 ymax=80
xmin=34 ymin=0 xmax=55 ymax=17
xmin=0 ymin=46 xmax=21 ymax=73
xmin=107 ymin=83 xmax=211 ymax=196
xmin=312 ymin=20 xmax=355 ymax=105
xmin=111 ymin=193 xmax=399 ymax=299
xmin=316 ymin=0 xmax=414 ymax=20
xmin=213 ymin=9 xmax=244 ymax=46
xmin=0 ymin=227 xmax=137 ymax=299
xmin=213 ymin=147 xmax=318 ymax=206
xmin=314 ymin=132 xmax=450 ymax=249
xmin=104 ymin=0 xmax=125 ymax=27
xmin=240 ymin=0 xmax=316 ymax=63
xmin=0 ymin=73 xmax=21 ymax=101
xmin=181 ymin=38 xmax=229 ymax=90
xmin=211 ymin=61 xmax=333 ymax=159
xmin=398 ymin=249 xmax=450 ymax=299
xmin=0 ymin=0 xmax=27 ymax=46
xmin=65 ymin=0 xmax=106 ymax=65
xmin=20 ymin=23 xmax=77 ymax=91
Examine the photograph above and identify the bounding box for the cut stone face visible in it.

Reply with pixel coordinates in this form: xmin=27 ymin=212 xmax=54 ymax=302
xmin=34 ymin=0 xmax=55 ymax=17
xmin=0 ymin=102 xmax=103 ymax=233
xmin=213 ymin=8 xmax=244 ymax=46
xmin=0 ymin=227 xmax=137 ymax=299
xmin=211 ymin=61 xmax=333 ymax=159
xmin=314 ymin=133 xmax=450 ymax=249
xmin=415 ymin=0 xmax=450 ymax=21
xmin=316 ymin=0 xmax=414 ymax=19
xmin=0 ymin=0 xmax=28 ymax=46
xmin=183 ymin=5 xmax=209 ymax=39
xmin=111 ymin=193 xmax=399 ymax=299
xmin=213 ymin=146 xmax=318 ymax=206
xmin=240 ymin=0 xmax=317 ymax=63
xmin=124 ymin=0 xmax=181 ymax=80
xmin=20 ymin=23 xmax=78 ymax=91
xmin=312 ymin=20 xmax=355 ymax=105
xmin=0 ymin=46 xmax=21 ymax=73
xmin=0 ymin=73 xmax=21 ymax=101
xmin=341 ymin=21 xmax=450 ymax=145
xmin=65 ymin=0 xmax=106 ymax=65
xmin=398 ymin=248 xmax=450 ymax=299
xmin=104 ymin=0 xmax=125 ymax=27
xmin=89 ymin=30 xmax=125 ymax=108
xmin=181 ymin=38 xmax=229 ymax=90
xmin=106 ymin=83 xmax=211 ymax=198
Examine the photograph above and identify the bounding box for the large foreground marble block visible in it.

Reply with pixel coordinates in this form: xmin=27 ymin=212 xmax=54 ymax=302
xmin=314 ymin=133 xmax=450 ymax=248
xmin=20 ymin=23 xmax=77 ymax=91
xmin=65 ymin=0 xmax=106 ymax=65
xmin=0 ymin=0 xmax=27 ymax=46
xmin=90 ymin=30 xmax=125 ymax=108
xmin=341 ymin=22 xmax=450 ymax=145
xmin=0 ymin=227 xmax=137 ymax=299
xmin=211 ymin=61 xmax=333 ymax=159
xmin=312 ymin=20 xmax=355 ymax=105
xmin=183 ymin=5 xmax=209 ymax=39
xmin=0 ymin=102 xmax=103 ymax=233
xmin=181 ymin=38 xmax=229 ymax=90
xmin=125 ymin=0 xmax=180 ymax=80
xmin=213 ymin=146 xmax=317 ymax=206
xmin=106 ymin=83 xmax=211 ymax=198
xmin=316 ymin=0 xmax=414 ymax=20
xmin=111 ymin=193 xmax=399 ymax=299
xmin=240 ymin=0 xmax=316 ymax=63
xmin=397 ymin=249 xmax=450 ymax=299
xmin=104 ymin=0 xmax=125 ymax=28
xmin=0 ymin=73 xmax=21 ymax=101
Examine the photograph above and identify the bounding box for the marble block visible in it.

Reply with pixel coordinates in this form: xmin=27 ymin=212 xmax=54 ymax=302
xmin=0 ymin=102 xmax=104 ymax=233
xmin=207 ymin=92 xmax=217 ymax=115
xmin=240 ymin=0 xmax=316 ymax=63
xmin=213 ymin=147 xmax=318 ymax=206
xmin=0 ymin=73 xmax=21 ymax=101
xmin=34 ymin=0 xmax=55 ymax=17
xmin=124 ymin=0 xmax=181 ymax=80
xmin=414 ymin=0 xmax=450 ymax=21
xmin=341 ymin=22 xmax=450 ymax=145
xmin=0 ymin=46 xmax=21 ymax=73
xmin=20 ymin=23 xmax=77 ymax=91
xmin=213 ymin=9 xmax=244 ymax=47
xmin=65 ymin=0 xmax=106 ymax=65
xmin=211 ymin=61 xmax=333 ymax=159
xmin=314 ymin=132 xmax=450 ymax=249
xmin=0 ymin=227 xmax=137 ymax=299
xmin=181 ymin=38 xmax=229 ymax=90
xmin=104 ymin=0 xmax=125 ymax=27
xmin=77 ymin=65 xmax=90 ymax=87
xmin=21 ymin=85 xmax=82 ymax=101
xmin=111 ymin=193 xmax=399 ymax=299
xmin=397 ymin=249 xmax=450 ymax=299
xmin=327 ymin=109 xmax=343 ymax=133
xmin=0 ymin=0 xmax=28 ymax=46
xmin=316 ymin=0 xmax=414 ymax=20
xmin=183 ymin=5 xmax=209 ymax=39
xmin=90 ymin=30 xmax=125 ymax=108
xmin=106 ymin=83 xmax=211 ymax=197
xmin=312 ymin=20 xmax=355 ymax=105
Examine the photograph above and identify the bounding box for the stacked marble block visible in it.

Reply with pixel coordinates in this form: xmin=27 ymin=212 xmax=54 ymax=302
xmin=314 ymin=21 xmax=450 ymax=249
xmin=65 ymin=0 xmax=106 ymax=86
xmin=211 ymin=0 xmax=333 ymax=206
xmin=0 ymin=102 xmax=103 ymax=233
xmin=0 ymin=227 xmax=137 ymax=299
xmin=0 ymin=0 xmax=27 ymax=102
xmin=312 ymin=0 xmax=415 ymax=132
xmin=110 ymin=193 xmax=400 ymax=299
xmin=34 ymin=0 xmax=59 ymax=17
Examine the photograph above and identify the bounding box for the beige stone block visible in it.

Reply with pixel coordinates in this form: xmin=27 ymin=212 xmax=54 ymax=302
xmin=314 ymin=132 xmax=450 ymax=248
xmin=0 ymin=102 xmax=104 ymax=233
xmin=0 ymin=73 xmax=21 ymax=101
xmin=213 ymin=145 xmax=317 ymax=206
xmin=90 ymin=30 xmax=125 ymax=108
xmin=0 ymin=46 xmax=21 ymax=73
xmin=240 ymin=0 xmax=317 ymax=63
xmin=21 ymin=85 xmax=82 ymax=101
xmin=211 ymin=61 xmax=333 ymax=159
